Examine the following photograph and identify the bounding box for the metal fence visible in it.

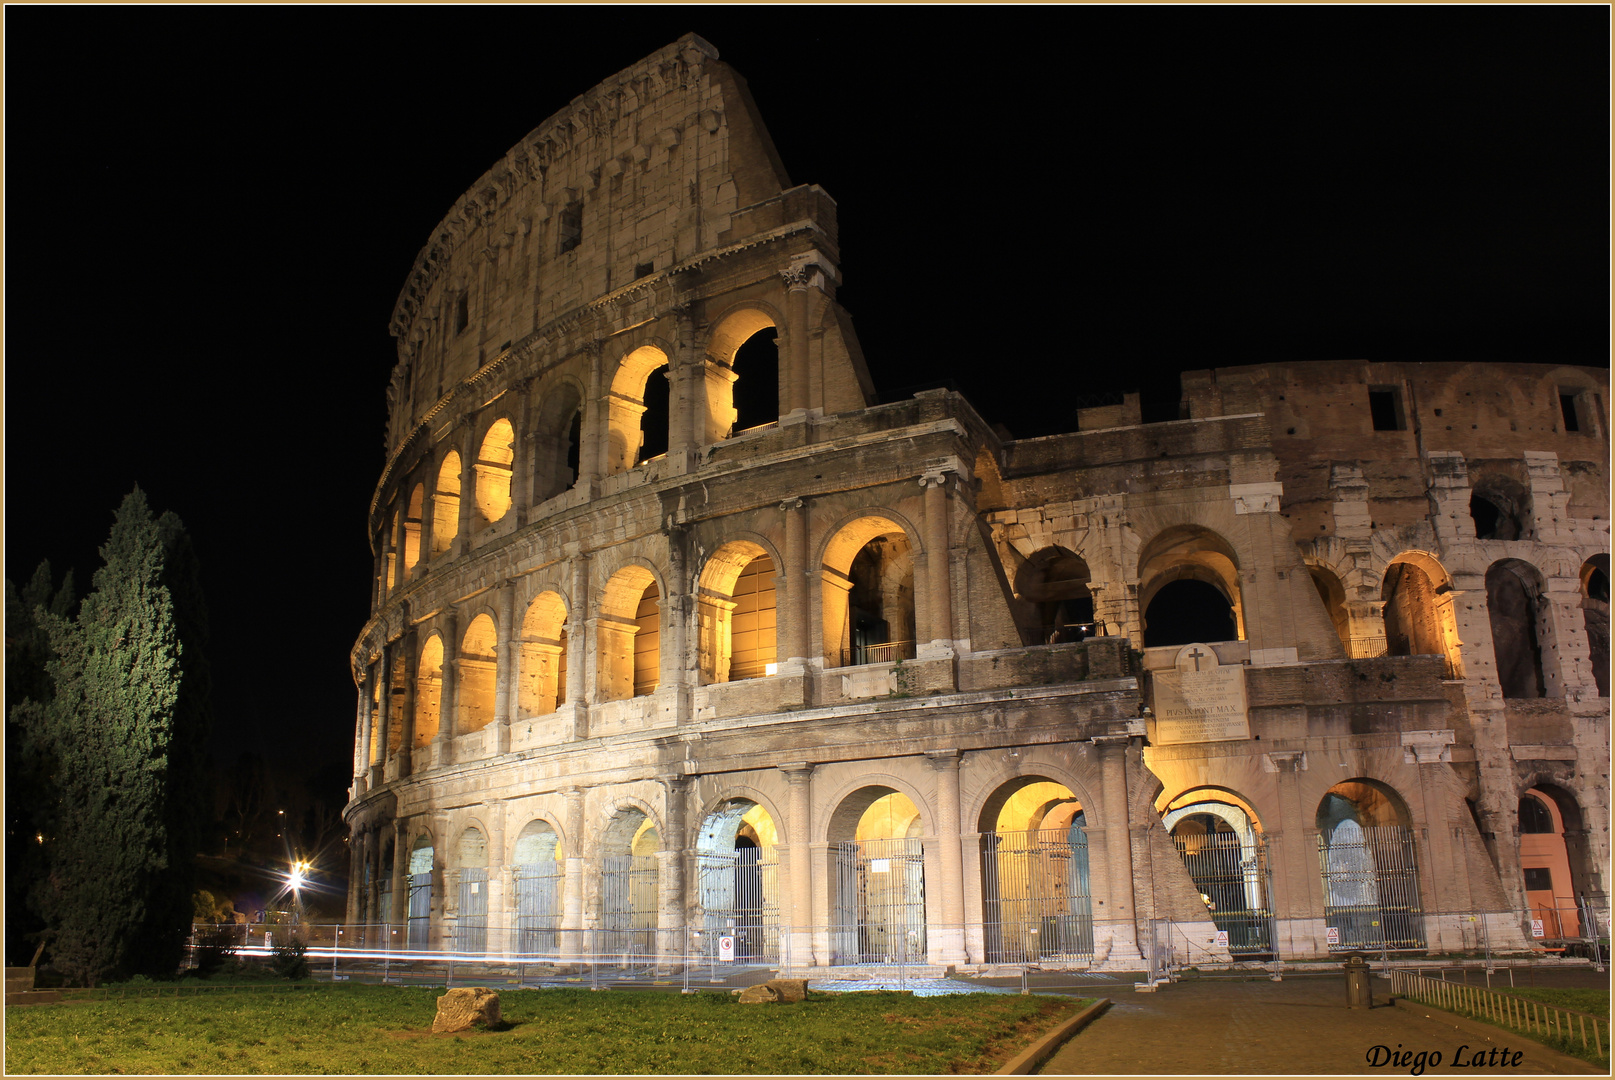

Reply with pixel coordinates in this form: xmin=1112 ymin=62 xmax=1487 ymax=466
xmin=1389 ymin=967 xmax=1607 ymax=1061
xmin=1173 ymin=831 xmax=1273 ymax=957
xmin=833 ymin=838 xmax=926 ymax=964
xmin=695 ymin=845 xmax=780 ymax=962
xmin=981 ymin=827 xmax=1093 ymax=963
xmin=1316 ymin=824 xmax=1425 ymax=952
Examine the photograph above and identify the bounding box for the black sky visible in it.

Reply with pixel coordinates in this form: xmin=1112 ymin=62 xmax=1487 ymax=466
xmin=6 ymin=9 xmax=1607 ymax=793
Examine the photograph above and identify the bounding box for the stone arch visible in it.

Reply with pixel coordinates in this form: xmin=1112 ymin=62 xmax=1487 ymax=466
xmin=693 ymin=796 xmax=781 ymax=960
xmin=403 ymin=484 xmax=424 ymax=577
xmin=819 ymin=513 xmax=920 ymax=668
xmin=596 ymin=562 xmax=662 ymax=701
xmin=1013 ymin=546 xmax=1094 ymax=644
xmin=1580 ymin=554 xmax=1609 ymax=697
xmin=1485 ymin=559 xmax=1550 ymax=698
xmin=1306 ymin=562 xmax=1353 ymax=656
xmin=600 ymin=804 xmax=661 ymax=940
xmin=1382 ymin=551 xmax=1464 ymax=677
xmin=532 ymin=377 xmax=586 ymax=504
xmin=455 ymin=824 xmax=489 ymax=868
xmin=431 ymin=450 xmax=462 ymax=555
xmin=607 ymin=344 xmax=671 ymax=474
xmin=519 ymin=590 xmax=569 ymax=717
xmin=414 ymin=633 xmax=444 ymax=745
xmin=1516 ymin=780 xmax=1595 ymax=933
xmin=697 ymin=538 xmax=781 ymax=683
xmin=1315 ymin=778 xmax=1425 ymax=952
xmin=705 ymin=304 xmax=781 ymax=437
xmin=826 ymin=783 xmax=928 ymax=964
xmin=1137 ymin=525 xmax=1245 ymax=647
xmin=1470 ymin=471 xmax=1534 ymax=541
xmin=457 ymin=613 xmax=499 ymax=733
xmin=975 ymin=775 xmax=1093 ymax=962
xmin=512 ymin=817 xmax=564 ymax=952
xmin=406 ymin=832 xmax=436 ymax=947
xmin=1160 ymin=787 xmax=1271 ymax=954
xmin=471 ymin=418 xmax=516 ymax=530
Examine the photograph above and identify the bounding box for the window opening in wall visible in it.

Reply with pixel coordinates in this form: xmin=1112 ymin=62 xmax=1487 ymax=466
xmin=1485 ymin=560 xmax=1546 ymax=699
xmin=455 ymin=292 xmax=469 ymax=335
xmin=432 ymin=452 xmax=461 ymax=555
xmin=639 ymin=371 xmax=669 ymax=461
xmin=727 ymin=556 xmax=777 ymax=680
xmin=1469 ymin=474 xmax=1532 ymax=541
xmin=1381 ymin=558 xmax=1462 ymax=677
xmin=731 ymin=328 xmax=780 ymax=434
xmin=634 ymin=261 xmax=654 ymax=279
xmin=1368 ymin=386 xmax=1404 ymax=431
xmin=1560 ymin=392 xmax=1581 ymax=431
xmin=1519 ymin=794 xmax=1554 ymax=834
xmin=633 ymin=582 xmax=661 ymax=696
xmin=565 ymin=408 xmax=582 ymax=480
xmin=1583 ymin=558 xmax=1609 ymax=697
xmin=473 ymin=419 xmax=516 ymax=529
xmin=519 ymin=592 xmax=569 ymax=718
xmin=1143 ymin=580 xmax=1236 ymax=647
xmin=558 ymin=203 xmax=582 ymax=253
xmin=415 ymin=636 xmax=443 ymax=745
xmin=846 ymin=537 xmax=916 ymax=666
xmin=458 ymin=614 xmax=499 ymax=732
xmin=1014 ymin=548 xmax=1095 ymax=645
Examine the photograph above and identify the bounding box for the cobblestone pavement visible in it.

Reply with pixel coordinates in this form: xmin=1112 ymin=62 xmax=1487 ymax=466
xmin=1039 ymin=971 xmax=1606 ymax=1075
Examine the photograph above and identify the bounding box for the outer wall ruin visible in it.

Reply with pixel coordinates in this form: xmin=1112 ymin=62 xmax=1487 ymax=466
xmin=343 ymin=35 xmax=1610 ymax=971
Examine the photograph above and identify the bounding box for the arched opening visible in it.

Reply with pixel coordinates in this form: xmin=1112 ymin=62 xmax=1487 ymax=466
xmin=386 ymin=650 xmax=407 ymax=756
xmin=1486 ymin=560 xmax=1547 ymax=699
xmin=513 ymin=820 xmax=563 ymax=953
xmin=1469 ymin=473 xmax=1533 ymax=541
xmin=403 ymin=485 xmax=424 ymax=578
xmin=407 ymin=835 xmax=434 ymax=947
xmin=706 ymin=307 xmax=780 ymax=439
xmin=385 ymin=508 xmax=400 ymax=593
xmin=456 ymin=826 xmax=488 ymax=954
xmin=977 ymin=778 xmax=1092 ymax=963
xmin=1162 ymin=789 xmax=1271 ymax=957
xmin=473 ymin=419 xmax=515 ymax=530
xmin=697 ymin=542 xmax=778 ymax=683
xmin=1309 ymin=565 xmax=1353 ymax=656
xmin=519 ymin=592 xmax=568 ymax=717
xmin=694 ymin=799 xmax=780 ymax=962
xmin=432 ymin=452 xmax=461 ymax=556
xmin=1138 ymin=526 xmax=1245 ymax=648
xmin=822 ymin=517 xmax=916 ymax=668
xmin=414 ymin=636 xmax=443 ymax=745
xmin=827 ymin=788 xmax=925 ymax=965
xmin=532 ymin=383 xmax=585 ymax=504
xmin=1013 ymin=547 xmax=1095 ymax=644
xmin=457 ymin=614 xmax=498 ymax=733
xmin=1581 ymin=556 xmax=1608 ymax=697
xmin=377 ymin=837 xmax=395 ymax=931
xmin=607 ymin=345 xmax=669 ymax=474
xmin=1382 ymin=554 xmax=1463 ymax=677
xmin=597 ymin=566 xmax=660 ymax=701
xmin=1522 ymin=783 xmax=1595 ymax=938
xmin=1315 ymin=779 xmax=1425 ymax=952
xmin=600 ymin=808 xmax=660 ymax=953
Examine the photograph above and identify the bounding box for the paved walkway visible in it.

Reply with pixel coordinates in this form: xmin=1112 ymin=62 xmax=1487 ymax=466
xmin=1039 ymin=973 xmax=1603 ymax=1075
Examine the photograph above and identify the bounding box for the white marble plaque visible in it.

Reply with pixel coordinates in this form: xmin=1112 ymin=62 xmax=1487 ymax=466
xmin=1152 ymin=642 xmax=1250 ymax=744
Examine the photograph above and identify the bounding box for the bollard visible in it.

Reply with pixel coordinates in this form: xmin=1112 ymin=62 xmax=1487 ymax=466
xmin=1344 ymin=953 xmax=1373 ymax=1009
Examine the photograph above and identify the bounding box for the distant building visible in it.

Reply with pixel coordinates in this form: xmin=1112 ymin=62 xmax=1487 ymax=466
xmin=344 ymin=35 xmax=1609 ymax=970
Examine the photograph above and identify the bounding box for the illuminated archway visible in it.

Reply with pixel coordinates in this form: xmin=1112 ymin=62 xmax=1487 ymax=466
xmin=432 ymin=452 xmax=461 ymax=555
xmin=513 ymin=819 xmax=563 ymax=953
xmin=1382 ymin=552 xmax=1463 ymax=678
xmin=827 ymin=787 xmax=925 ymax=964
xmin=597 ymin=565 xmax=660 ymax=700
xmin=473 ymin=419 xmax=515 ymax=529
xmin=1162 ymin=789 xmax=1271 ymax=956
xmin=407 ymin=835 xmax=434 ymax=947
xmin=600 ymin=808 xmax=660 ymax=949
xmin=1138 ymin=525 xmax=1245 ymax=647
xmin=1315 ymin=779 xmax=1424 ymax=952
xmin=457 ymin=614 xmax=498 ymax=733
xmin=455 ymin=826 xmax=489 ymax=953
xmin=705 ymin=307 xmax=780 ymax=439
xmin=519 ymin=591 xmax=569 ymax=717
xmin=977 ymin=778 xmax=1092 ymax=962
xmin=694 ymin=798 xmax=780 ymax=961
xmin=698 ymin=541 xmax=778 ymax=683
xmin=821 ymin=516 xmax=916 ymax=668
xmin=607 ymin=345 xmax=670 ymax=474
xmin=1013 ymin=547 xmax=1095 ymax=644
xmin=414 ymin=635 xmax=443 ymax=745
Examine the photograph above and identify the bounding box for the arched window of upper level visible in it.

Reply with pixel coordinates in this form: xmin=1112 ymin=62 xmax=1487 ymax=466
xmin=697 ymin=541 xmax=778 ymax=683
xmin=607 ymin=346 xmax=669 ymax=474
xmin=1013 ymin=547 xmax=1093 ymax=644
xmin=821 ymin=516 xmax=917 ymax=668
xmin=1470 ymin=472 xmax=1533 ymax=541
xmin=1309 ymin=565 xmax=1353 ymax=655
xmin=1137 ymin=526 xmax=1244 ymax=648
xmin=705 ymin=307 xmax=780 ymax=441
xmin=1486 ymin=559 xmax=1548 ymax=699
xmin=1519 ymin=792 xmax=1555 ymax=834
xmin=519 ymin=591 xmax=569 ymax=717
xmin=1582 ymin=555 xmax=1609 ymax=697
xmin=432 ymin=452 xmax=461 ymax=556
xmin=415 ymin=635 xmax=444 ymax=745
xmin=597 ymin=565 xmax=661 ymax=701
xmin=403 ymin=484 xmax=424 ymax=577
xmin=473 ymin=419 xmax=515 ymax=529
xmin=532 ymin=382 xmax=585 ymax=505
xmin=1381 ymin=553 xmax=1464 ymax=678
xmin=457 ymin=614 xmax=499 ymax=733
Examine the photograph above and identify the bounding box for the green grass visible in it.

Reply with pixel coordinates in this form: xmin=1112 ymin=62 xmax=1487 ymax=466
xmin=5 ymin=984 xmax=1089 ymax=1074
xmin=1499 ymin=986 xmax=1609 ymax=1016
xmin=1406 ymin=984 xmax=1609 ymax=1067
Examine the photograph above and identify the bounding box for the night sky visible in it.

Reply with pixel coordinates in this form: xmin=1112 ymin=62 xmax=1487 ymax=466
xmin=6 ymin=10 xmax=1607 ymax=802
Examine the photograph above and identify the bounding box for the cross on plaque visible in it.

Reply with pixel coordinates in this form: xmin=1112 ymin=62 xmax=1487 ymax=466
xmin=1186 ymin=647 xmax=1207 ymax=671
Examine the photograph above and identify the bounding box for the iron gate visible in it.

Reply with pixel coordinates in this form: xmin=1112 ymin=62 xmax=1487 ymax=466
xmin=695 ymin=846 xmax=780 ymax=961
xmin=457 ymin=867 xmax=488 ymax=953
xmin=407 ymin=871 xmax=432 ymax=948
xmin=1173 ymin=832 xmax=1273 ymax=956
xmin=833 ymin=837 xmax=925 ymax=964
xmin=981 ymin=826 xmax=1094 ymax=962
xmin=1317 ymin=824 xmax=1426 ymax=952
xmin=515 ymin=862 xmax=563 ymax=954
xmin=602 ymin=854 xmax=659 ymax=954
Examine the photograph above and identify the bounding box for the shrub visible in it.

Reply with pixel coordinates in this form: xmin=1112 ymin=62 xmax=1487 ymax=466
xmin=269 ymin=936 xmax=309 ymax=981
xmin=192 ymin=926 xmax=237 ymax=978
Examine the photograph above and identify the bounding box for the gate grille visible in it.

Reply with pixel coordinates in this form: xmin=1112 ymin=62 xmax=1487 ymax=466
xmin=1173 ymin=832 xmax=1273 ymax=956
xmin=457 ymin=867 xmax=488 ymax=953
xmin=695 ymin=846 xmax=780 ymax=962
xmin=407 ymin=871 xmax=432 ymax=948
xmin=602 ymin=854 xmax=659 ymax=954
xmin=833 ymin=837 xmax=925 ymax=964
xmin=982 ymin=826 xmax=1093 ymax=962
xmin=515 ymin=862 xmax=563 ymax=954
xmin=1317 ymin=824 xmax=1426 ymax=952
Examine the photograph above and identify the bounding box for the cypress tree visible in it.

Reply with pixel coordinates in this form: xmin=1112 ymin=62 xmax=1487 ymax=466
xmin=28 ymin=489 xmax=184 ymax=986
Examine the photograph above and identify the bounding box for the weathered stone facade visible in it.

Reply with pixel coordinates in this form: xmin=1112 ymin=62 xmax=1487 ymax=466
xmin=343 ymin=35 xmax=1610 ymax=970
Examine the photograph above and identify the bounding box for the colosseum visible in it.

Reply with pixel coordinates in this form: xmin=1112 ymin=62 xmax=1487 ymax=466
xmin=343 ymin=34 xmax=1610 ymax=974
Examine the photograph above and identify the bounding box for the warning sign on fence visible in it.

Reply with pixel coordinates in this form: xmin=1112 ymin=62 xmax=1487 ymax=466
xmin=1215 ymin=930 xmax=1229 ymax=947
xmin=719 ymin=935 xmax=735 ymax=961
xmin=1326 ymin=927 xmax=1340 ymax=945
xmin=1531 ymin=920 xmax=1545 ymax=938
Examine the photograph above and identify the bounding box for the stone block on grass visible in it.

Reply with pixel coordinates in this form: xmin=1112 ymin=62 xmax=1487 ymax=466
xmin=432 ymin=987 xmax=501 ymax=1033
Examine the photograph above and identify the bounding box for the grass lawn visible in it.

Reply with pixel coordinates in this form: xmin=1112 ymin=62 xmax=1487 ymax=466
xmin=5 ymin=984 xmax=1090 ymax=1074
xmin=1499 ymin=986 xmax=1609 ymax=1017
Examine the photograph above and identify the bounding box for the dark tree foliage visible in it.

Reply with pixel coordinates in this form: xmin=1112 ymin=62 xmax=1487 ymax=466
xmin=5 ymin=562 xmax=76 ymax=966
xmin=18 ymin=489 xmax=209 ymax=986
